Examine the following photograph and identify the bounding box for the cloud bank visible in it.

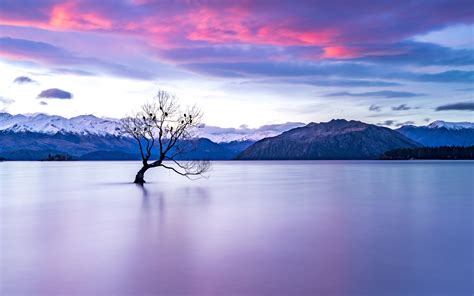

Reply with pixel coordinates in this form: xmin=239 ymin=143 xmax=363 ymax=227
xmin=325 ymin=91 xmax=424 ymax=99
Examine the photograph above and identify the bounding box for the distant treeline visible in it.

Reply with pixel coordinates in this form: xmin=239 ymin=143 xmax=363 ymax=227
xmin=380 ymin=146 xmax=474 ymax=160
xmin=43 ymin=153 xmax=74 ymax=161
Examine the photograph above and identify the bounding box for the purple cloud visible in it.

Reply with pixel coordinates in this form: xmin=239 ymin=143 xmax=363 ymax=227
xmin=38 ymin=88 xmax=73 ymax=99
xmin=415 ymin=70 xmax=474 ymax=83
xmin=0 ymin=37 xmax=155 ymax=80
xmin=325 ymin=91 xmax=424 ymax=98
xmin=13 ymin=76 xmax=36 ymax=84
xmin=355 ymin=41 xmax=474 ymax=66
xmin=435 ymin=102 xmax=474 ymax=111
xmin=395 ymin=121 xmax=415 ymax=127
xmin=392 ymin=104 xmax=411 ymax=111
xmin=378 ymin=120 xmax=396 ymax=126
xmin=369 ymin=104 xmax=382 ymax=112
xmin=246 ymin=78 xmax=401 ymax=88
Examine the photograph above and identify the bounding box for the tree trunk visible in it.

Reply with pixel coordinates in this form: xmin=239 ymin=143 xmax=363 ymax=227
xmin=134 ymin=166 xmax=149 ymax=184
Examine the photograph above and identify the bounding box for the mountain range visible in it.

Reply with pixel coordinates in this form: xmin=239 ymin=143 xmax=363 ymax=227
xmin=0 ymin=112 xmax=303 ymax=143
xmin=0 ymin=112 xmax=473 ymax=160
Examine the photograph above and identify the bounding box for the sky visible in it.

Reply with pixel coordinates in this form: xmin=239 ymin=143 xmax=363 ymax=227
xmin=0 ymin=0 xmax=473 ymax=128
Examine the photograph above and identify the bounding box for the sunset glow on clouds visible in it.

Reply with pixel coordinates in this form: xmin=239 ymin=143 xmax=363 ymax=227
xmin=0 ymin=0 xmax=473 ymax=127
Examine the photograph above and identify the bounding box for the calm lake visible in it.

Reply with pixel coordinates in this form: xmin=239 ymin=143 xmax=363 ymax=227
xmin=1 ymin=161 xmax=473 ymax=295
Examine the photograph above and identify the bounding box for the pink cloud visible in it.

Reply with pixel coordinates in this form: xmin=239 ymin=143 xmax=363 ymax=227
xmin=181 ymin=6 xmax=337 ymax=47
xmin=0 ymin=2 xmax=338 ymax=49
xmin=322 ymin=46 xmax=360 ymax=59
xmin=49 ymin=2 xmax=113 ymax=31
xmin=0 ymin=0 xmax=472 ymax=64
xmin=0 ymin=1 xmax=113 ymax=32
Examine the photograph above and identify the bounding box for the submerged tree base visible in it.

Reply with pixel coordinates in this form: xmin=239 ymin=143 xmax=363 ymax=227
xmin=134 ymin=177 xmax=146 ymax=184
xmin=134 ymin=166 xmax=148 ymax=184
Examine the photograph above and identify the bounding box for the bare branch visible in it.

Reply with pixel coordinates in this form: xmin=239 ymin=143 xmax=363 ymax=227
xmin=161 ymin=160 xmax=210 ymax=180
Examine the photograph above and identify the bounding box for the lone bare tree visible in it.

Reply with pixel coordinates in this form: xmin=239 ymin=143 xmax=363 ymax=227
xmin=121 ymin=90 xmax=210 ymax=184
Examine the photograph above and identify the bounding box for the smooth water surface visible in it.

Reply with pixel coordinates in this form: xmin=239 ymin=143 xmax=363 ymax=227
xmin=1 ymin=161 xmax=473 ymax=295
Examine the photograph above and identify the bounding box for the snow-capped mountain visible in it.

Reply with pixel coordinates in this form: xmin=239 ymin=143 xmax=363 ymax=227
xmin=427 ymin=120 xmax=474 ymax=130
xmin=397 ymin=120 xmax=474 ymax=147
xmin=0 ymin=112 xmax=304 ymax=142
xmin=0 ymin=113 xmax=123 ymax=136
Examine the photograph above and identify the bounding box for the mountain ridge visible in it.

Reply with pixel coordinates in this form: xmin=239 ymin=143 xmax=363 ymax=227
xmin=238 ymin=119 xmax=421 ymax=160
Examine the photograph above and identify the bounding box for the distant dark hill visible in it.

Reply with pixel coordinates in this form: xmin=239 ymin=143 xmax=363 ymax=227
xmin=238 ymin=119 xmax=421 ymax=160
xmin=171 ymin=138 xmax=238 ymax=160
xmin=0 ymin=131 xmax=250 ymax=160
xmin=218 ymin=140 xmax=255 ymax=155
xmin=397 ymin=126 xmax=474 ymax=147
xmin=0 ymin=131 xmax=137 ymax=158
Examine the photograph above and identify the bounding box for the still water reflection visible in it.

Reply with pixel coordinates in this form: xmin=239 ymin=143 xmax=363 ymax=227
xmin=1 ymin=161 xmax=473 ymax=295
